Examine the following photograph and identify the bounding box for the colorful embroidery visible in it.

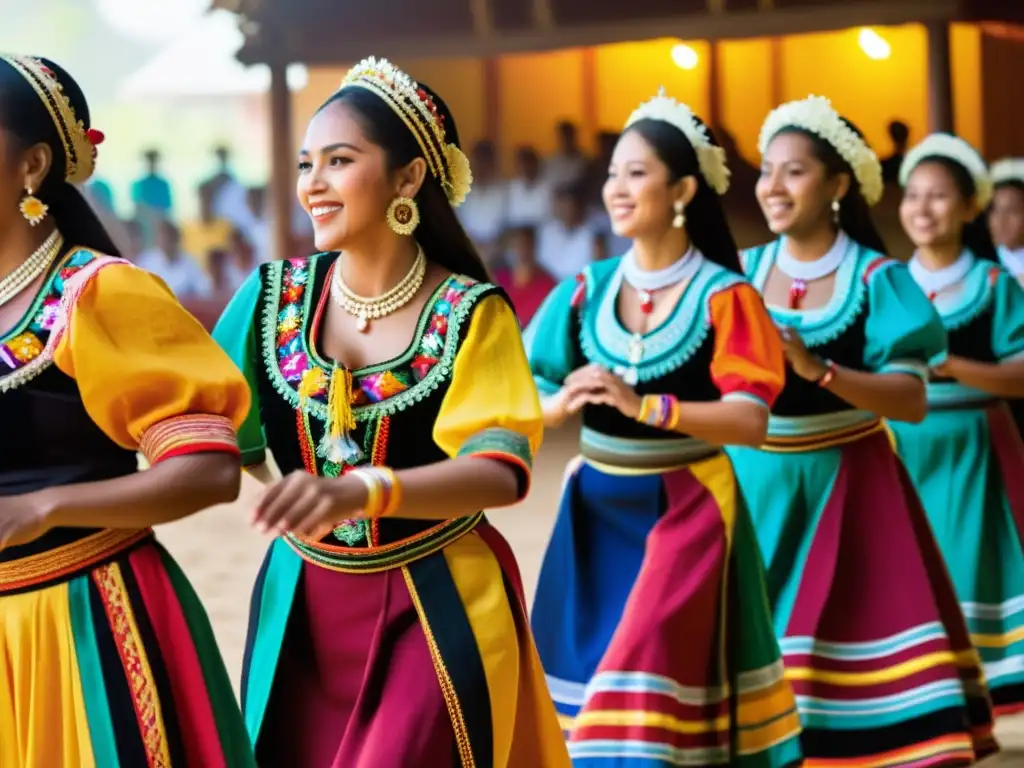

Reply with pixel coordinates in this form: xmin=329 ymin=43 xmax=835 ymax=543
xmin=93 ymin=562 xmax=172 ymax=768
xmin=0 ymin=249 xmax=95 ymax=379
xmin=138 ymin=413 xmax=240 ymax=465
xmin=259 ymin=255 xmax=491 ymax=423
xmin=457 ymin=427 xmax=533 ymax=474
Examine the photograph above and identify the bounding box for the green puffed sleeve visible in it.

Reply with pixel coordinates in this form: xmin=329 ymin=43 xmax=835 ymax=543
xmin=989 ymin=267 xmax=1024 ymax=361
xmin=863 ymin=259 xmax=948 ymax=378
xmin=212 ymin=267 xmax=267 ymax=466
xmin=522 ymin=275 xmax=579 ymax=397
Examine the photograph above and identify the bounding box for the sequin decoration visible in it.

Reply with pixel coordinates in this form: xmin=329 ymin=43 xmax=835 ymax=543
xmin=0 ymin=249 xmax=93 ymax=377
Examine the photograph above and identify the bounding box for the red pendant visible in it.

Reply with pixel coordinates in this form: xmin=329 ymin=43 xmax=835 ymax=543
xmin=788 ymin=279 xmax=808 ymax=309
xmin=927 ymin=291 xmax=937 ymax=302
xmin=638 ymin=289 xmax=654 ymax=315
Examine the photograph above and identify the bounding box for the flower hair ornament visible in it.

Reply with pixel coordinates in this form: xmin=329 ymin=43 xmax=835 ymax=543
xmin=340 ymin=56 xmax=472 ymax=207
xmin=899 ymin=133 xmax=992 ymax=209
xmin=759 ymin=95 xmax=884 ymax=207
xmin=989 ymin=157 xmax=1024 ymax=189
xmin=0 ymin=54 xmax=101 ymax=184
xmin=625 ymin=88 xmax=730 ymax=195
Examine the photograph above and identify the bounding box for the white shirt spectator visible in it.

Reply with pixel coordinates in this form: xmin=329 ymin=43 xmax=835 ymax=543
xmin=506 ymin=178 xmax=552 ymax=228
xmin=536 ymin=220 xmax=599 ymax=282
xmin=543 ymin=152 xmax=588 ymax=189
xmin=136 ymin=248 xmax=213 ymax=299
xmin=457 ymin=183 xmax=507 ymax=244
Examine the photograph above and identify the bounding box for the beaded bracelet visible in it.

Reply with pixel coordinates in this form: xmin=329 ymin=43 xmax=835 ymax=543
xmin=637 ymin=394 xmax=681 ymax=431
xmin=816 ymin=359 xmax=839 ymax=389
xmin=349 ymin=466 xmax=403 ymax=518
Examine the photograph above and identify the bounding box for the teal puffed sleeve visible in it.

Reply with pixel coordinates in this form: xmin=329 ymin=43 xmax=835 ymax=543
xmin=989 ymin=268 xmax=1024 ymax=361
xmin=212 ymin=267 xmax=267 ymax=466
xmin=522 ymin=275 xmax=579 ymax=397
xmin=863 ymin=259 xmax=948 ymax=378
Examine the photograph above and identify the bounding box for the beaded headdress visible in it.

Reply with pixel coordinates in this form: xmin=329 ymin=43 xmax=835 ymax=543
xmin=989 ymin=158 xmax=1024 ymax=189
xmin=759 ymin=95 xmax=884 ymax=206
xmin=340 ymin=57 xmax=472 ymax=207
xmin=0 ymin=54 xmax=102 ymax=184
xmin=625 ymin=89 xmax=730 ymax=195
xmin=899 ymin=133 xmax=992 ymax=208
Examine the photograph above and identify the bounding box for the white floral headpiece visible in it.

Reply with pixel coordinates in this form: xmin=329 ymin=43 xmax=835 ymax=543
xmin=625 ymin=88 xmax=730 ymax=195
xmin=990 ymin=158 xmax=1024 ymax=189
xmin=899 ymin=133 xmax=992 ymax=209
xmin=758 ymin=95 xmax=884 ymax=206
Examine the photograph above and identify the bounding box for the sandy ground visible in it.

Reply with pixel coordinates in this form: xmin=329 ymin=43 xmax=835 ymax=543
xmin=155 ymin=420 xmax=1024 ymax=763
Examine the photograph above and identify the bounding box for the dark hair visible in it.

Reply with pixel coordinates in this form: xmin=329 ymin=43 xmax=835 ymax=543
xmin=888 ymin=120 xmax=910 ymax=144
xmin=554 ymin=180 xmax=587 ymax=205
xmin=995 ymin=179 xmax=1024 ymax=197
xmin=319 ymin=84 xmax=489 ymax=282
xmin=913 ymin=154 xmax=999 ymax=262
xmin=625 ymin=118 xmax=742 ymax=273
xmin=772 ymin=122 xmax=888 ymax=255
xmin=0 ymin=58 xmax=120 ymax=257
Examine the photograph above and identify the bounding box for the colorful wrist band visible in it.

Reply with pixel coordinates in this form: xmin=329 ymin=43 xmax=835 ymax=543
xmin=349 ymin=466 xmax=402 ymax=518
xmin=637 ymin=394 xmax=681 ymax=431
xmin=816 ymin=360 xmax=838 ymax=388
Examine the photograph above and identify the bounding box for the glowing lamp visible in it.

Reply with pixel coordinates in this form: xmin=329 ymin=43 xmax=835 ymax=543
xmin=858 ymin=28 xmax=892 ymax=61
xmin=671 ymin=44 xmax=699 ymax=71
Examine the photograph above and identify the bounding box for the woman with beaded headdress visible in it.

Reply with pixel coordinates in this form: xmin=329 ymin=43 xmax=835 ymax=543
xmin=525 ymin=89 xmax=803 ymax=767
xmin=212 ymin=57 xmax=569 ymax=766
xmin=0 ymin=55 xmax=256 ymax=766
xmin=888 ymin=134 xmax=1024 ymax=721
xmin=726 ymin=97 xmax=997 ymax=764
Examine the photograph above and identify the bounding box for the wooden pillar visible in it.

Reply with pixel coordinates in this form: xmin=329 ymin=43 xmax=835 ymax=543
xmin=926 ymin=20 xmax=954 ymax=133
xmin=269 ymin=60 xmax=294 ymax=261
xmin=768 ymin=37 xmax=783 ymax=106
xmin=581 ymin=47 xmax=598 ymax=145
xmin=707 ymin=39 xmax=722 ymax=127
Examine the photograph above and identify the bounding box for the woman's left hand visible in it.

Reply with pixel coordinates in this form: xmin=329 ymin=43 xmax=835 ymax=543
xmin=252 ymin=471 xmax=369 ymax=537
xmin=931 ymin=355 xmax=960 ymax=378
xmin=778 ymin=326 xmax=828 ymax=381
xmin=564 ymin=364 xmax=642 ymax=419
xmin=0 ymin=492 xmax=53 ymax=550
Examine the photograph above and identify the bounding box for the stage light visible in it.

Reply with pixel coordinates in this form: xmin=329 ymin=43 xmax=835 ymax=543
xmin=858 ymin=28 xmax=892 ymax=61
xmin=671 ymin=44 xmax=699 ymax=71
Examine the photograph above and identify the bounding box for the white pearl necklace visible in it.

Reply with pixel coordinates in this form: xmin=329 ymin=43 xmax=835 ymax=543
xmin=0 ymin=230 xmax=63 ymax=310
xmin=621 ymin=245 xmax=701 ymax=291
xmin=329 ymin=246 xmax=427 ymax=332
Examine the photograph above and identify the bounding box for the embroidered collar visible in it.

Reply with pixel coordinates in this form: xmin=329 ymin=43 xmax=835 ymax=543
xmin=998 ymin=246 xmax=1024 ymax=277
xmin=776 ymin=231 xmax=852 ymax=282
xmin=908 ymin=250 xmax=974 ymax=299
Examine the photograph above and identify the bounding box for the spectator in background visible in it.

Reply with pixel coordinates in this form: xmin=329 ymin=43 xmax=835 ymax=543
xmin=207 ymin=231 xmax=255 ymax=300
xmin=136 ymin=219 xmax=213 ymax=300
xmin=493 ymin=226 xmax=556 ymax=326
xmin=245 ymin=186 xmax=272 ymax=262
xmin=182 ymin=183 xmax=234 ymax=270
xmin=585 ymin=131 xmax=630 ymax=258
xmin=457 ymin=139 xmax=507 ymax=271
xmin=544 ymin=120 xmax=589 ymax=189
xmin=881 ymin=119 xmax=910 ymax=184
xmin=122 ymin=218 xmax=144 ymax=263
xmin=536 ymin=181 xmax=604 ymax=281
xmin=131 ymin=148 xmax=173 ymax=248
xmin=506 ymin=146 xmax=551 ymax=228
xmin=203 ymin=145 xmax=258 ymax=233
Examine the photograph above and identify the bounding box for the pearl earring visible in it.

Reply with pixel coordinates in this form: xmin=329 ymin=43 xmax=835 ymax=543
xmin=672 ymin=200 xmax=685 ymax=229
xmin=831 ymin=198 xmax=840 ymax=225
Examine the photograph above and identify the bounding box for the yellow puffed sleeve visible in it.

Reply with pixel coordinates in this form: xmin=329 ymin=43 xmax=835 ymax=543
xmin=52 ymin=262 xmax=252 ymax=465
xmin=432 ymin=291 xmax=543 ymax=498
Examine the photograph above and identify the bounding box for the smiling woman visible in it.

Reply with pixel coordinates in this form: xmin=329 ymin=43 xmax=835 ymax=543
xmin=727 ymin=97 xmax=996 ymax=766
xmin=212 ymin=56 xmax=569 ymax=767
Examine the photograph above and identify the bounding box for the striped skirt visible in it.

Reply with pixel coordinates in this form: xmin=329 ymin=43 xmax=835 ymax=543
xmin=241 ymin=520 xmax=570 ymax=767
xmin=891 ymin=402 xmax=1024 ymax=717
xmin=0 ymin=528 xmax=254 ymax=767
xmin=728 ymin=421 xmax=997 ymax=766
xmin=531 ymin=452 xmax=804 ymax=767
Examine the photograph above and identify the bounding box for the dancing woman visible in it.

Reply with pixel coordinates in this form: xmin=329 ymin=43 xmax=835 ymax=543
xmin=890 ymin=134 xmax=1024 ymax=718
xmin=0 ymin=55 xmax=254 ymax=767
xmin=526 ymin=90 xmax=803 ymax=767
xmin=213 ymin=57 xmax=569 ymax=767
xmin=727 ymin=96 xmax=996 ymax=766
xmin=989 ymin=158 xmax=1024 ymax=283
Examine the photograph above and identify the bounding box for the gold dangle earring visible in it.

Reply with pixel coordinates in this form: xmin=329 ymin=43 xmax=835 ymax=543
xmin=386 ymin=196 xmax=420 ymax=236
xmin=19 ymin=186 xmax=48 ymax=227
xmin=672 ymin=200 xmax=686 ymax=229
xmin=831 ymin=198 xmax=841 ymax=225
